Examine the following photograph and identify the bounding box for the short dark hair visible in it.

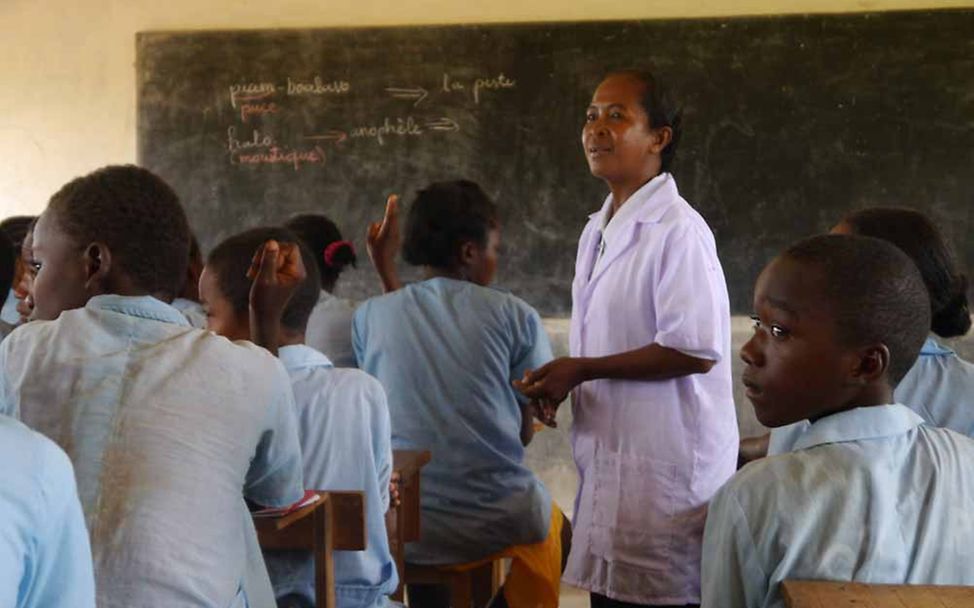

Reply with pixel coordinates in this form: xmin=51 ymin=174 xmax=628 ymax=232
xmin=842 ymin=207 xmax=970 ymax=338
xmin=402 ymin=180 xmax=498 ymax=269
xmin=0 ymin=230 xmax=15 ymax=297
xmin=46 ymin=165 xmax=190 ymax=301
xmin=0 ymin=215 xmax=37 ymax=256
xmin=784 ymin=234 xmax=930 ymax=385
xmin=606 ymin=69 xmax=683 ymax=172
xmin=206 ymin=227 xmax=321 ymax=332
xmin=283 ymin=214 xmax=355 ymax=290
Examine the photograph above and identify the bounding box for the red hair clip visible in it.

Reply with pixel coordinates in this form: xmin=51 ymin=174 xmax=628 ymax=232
xmin=323 ymin=240 xmax=355 ymax=267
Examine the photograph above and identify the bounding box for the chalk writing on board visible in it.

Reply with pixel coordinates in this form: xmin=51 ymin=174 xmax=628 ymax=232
xmin=385 ymin=86 xmax=428 ymax=107
xmin=228 ymin=78 xmax=351 ymax=107
xmin=441 ymin=72 xmax=517 ymax=104
xmin=303 ymin=130 xmax=348 ymax=144
xmin=229 ymin=82 xmax=276 ymax=108
xmin=349 ymin=116 xmax=424 ymax=145
xmin=226 ymin=127 xmax=325 ymax=170
xmin=286 ymin=77 xmax=351 ymax=97
xmin=240 ymin=101 xmax=279 ymax=122
xmin=425 ymin=117 xmax=459 ymax=132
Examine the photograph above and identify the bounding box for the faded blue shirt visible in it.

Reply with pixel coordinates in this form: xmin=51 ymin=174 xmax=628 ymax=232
xmin=353 ymin=277 xmax=553 ymax=564
xmin=0 ymin=295 xmax=304 ymax=608
xmin=266 ymin=344 xmax=398 ymax=608
xmin=0 ymin=415 xmax=95 ymax=608
xmin=769 ymin=337 xmax=974 ymax=454
xmin=703 ymin=404 xmax=974 ymax=608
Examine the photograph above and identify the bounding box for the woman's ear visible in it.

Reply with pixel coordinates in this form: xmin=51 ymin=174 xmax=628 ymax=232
xmin=649 ymin=126 xmax=673 ymax=156
xmin=82 ymin=242 xmax=113 ymax=294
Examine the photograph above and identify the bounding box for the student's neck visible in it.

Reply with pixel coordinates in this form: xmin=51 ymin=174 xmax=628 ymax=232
xmin=808 ymin=385 xmax=895 ymax=423
xmin=423 ymin=266 xmax=466 ymax=282
xmin=278 ymin=329 xmax=306 ymax=348
xmin=607 ymin=168 xmax=663 ymax=216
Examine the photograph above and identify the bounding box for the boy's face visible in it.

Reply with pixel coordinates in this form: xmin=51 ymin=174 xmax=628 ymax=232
xmin=30 ymin=212 xmax=92 ymax=321
xmin=198 ymin=266 xmax=250 ymax=341
xmin=740 ymin=256 xmax=864 ymax=427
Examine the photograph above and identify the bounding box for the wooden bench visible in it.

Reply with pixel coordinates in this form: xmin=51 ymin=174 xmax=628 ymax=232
xmin=404 ymin=560 xmax=504 ymax=608
xmin=387 ymin=449 xmax=431 ymax=601
xmin=255 ymin=490 xmax=366 ymax=608
xmin=782 ymin=580 xmax=974 ymax=608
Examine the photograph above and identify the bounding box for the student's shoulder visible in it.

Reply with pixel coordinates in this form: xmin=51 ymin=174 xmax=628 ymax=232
xmin=190 ymin=330 xmax=287 ymax=378
xmin=717 ymin=450 xmax=829 ymax=512
xmin=0 ymin=415 xmax=74 ymax=487
xmin=315 ymin=365 xmax=385 ymax=397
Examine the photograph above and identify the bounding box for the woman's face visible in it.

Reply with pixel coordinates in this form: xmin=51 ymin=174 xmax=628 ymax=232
xmin=581 ymin=74 xmax=668 ymax=187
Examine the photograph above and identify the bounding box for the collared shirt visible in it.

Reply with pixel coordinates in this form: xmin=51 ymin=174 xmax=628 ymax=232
xmin=703 ymin=404 xmax=974 ymax=608
xmin=353 ymin=277 xmax=554 ymax=564
xmin=0 ymin=415 xmax=95 ymax=608
xmin=566 ymin=173 xmax=738 ymax=605
xmin=0 ymin=294 xmax=304 ymax=608
xmin=769 ymin=337 xmax=974 ymax=455
xmin=0 ymin=288 xmax=18 ymax=326
xmin=171 ymin=297 xmax=207 ymax=329
xmin=305 ymin=290 xmax=358 ymax=368
xmin=266 ymin=344 xmax=398 ymax=608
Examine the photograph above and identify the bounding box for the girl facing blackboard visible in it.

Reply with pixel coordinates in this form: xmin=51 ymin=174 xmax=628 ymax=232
xmin=516 ymin=70 xmax=738 ymax=608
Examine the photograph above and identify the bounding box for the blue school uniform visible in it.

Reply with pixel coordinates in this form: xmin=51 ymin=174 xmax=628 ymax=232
xmin=265 ymin=344 xmax=398 ymax=608
xmin=703 ymin=404 xmax=974 ymax=608
xmin=353 ymin=277 xmax=554 ymax=564
xmin=0 ymin=294 xmax=304 ymax=608
xmin=768 ymin=336 xmax=974 ymax=454
xmin=0 ymin=415 xmax=95 ymax=608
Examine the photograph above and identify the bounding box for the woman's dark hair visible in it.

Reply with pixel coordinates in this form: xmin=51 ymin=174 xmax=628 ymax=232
xmin=842 ymin=207 xmax=970 ymax=338
xmin=606 ymin=69 xmax=683 ymax=173
xmin=47 ymin=165 xmax=190 ymax=301
xmin=206 ymin=226 xmax=321 ymax=332
xmin=401 ymin=180 xmax=498 ymax=270
xmin=0 ymin=215 xmax=37 ymax=256
xmin=284 ymin=214 xmax=355 ymax=291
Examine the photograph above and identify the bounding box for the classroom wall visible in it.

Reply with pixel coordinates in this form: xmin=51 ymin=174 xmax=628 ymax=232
xmin=1 ymin=0 xmax=973 ymax=215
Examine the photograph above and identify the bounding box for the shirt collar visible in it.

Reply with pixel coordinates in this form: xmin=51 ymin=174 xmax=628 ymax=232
xmin=86 ymin=294 xmax=189 ymax=327
xmin=792 ymin=404 xmax=925 ymax=451
xmin=278 ymin=344 xmax=334 ymax=372
xmin=589 ymin=172 xmax=678 ymax=227
xmin=920 ymin=336 xmax=954 ymax=356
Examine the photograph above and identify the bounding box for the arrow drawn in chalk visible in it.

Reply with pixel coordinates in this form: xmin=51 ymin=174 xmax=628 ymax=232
xmin=303 ymin=130 xmax=348 ymax=144
xmin=385 ymin=86 xmax=429 ymax=107
xmin=424 ymin=117 xmax=460 ymax=132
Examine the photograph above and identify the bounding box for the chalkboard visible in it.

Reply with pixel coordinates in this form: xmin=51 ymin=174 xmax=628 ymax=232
xmin=137 ymin=10 xmax=974 ymax=315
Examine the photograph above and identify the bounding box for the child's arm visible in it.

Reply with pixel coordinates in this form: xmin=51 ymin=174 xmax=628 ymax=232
xmin=366 ymin=194 xmax=403 ymax=293
xmin=247 ymin=240 xmax=306 ymax=355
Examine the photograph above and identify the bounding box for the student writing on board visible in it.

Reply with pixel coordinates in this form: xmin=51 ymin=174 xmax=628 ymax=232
xmin=516 ymin=70 xmax=738 ymax=607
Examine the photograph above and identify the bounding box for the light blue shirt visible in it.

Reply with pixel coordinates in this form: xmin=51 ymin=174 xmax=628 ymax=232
xmin=0 ymin=295 xmax=304 ymax=608
xmin=0 ymin=288 xmax=19 ymax=325
xmin=353 ymin=277 xmax=554 ymax=564
xmin=0 ymin=414 xmax=95 ymax=608
xmin=171 ymin=297 xmax=207 ymax=329
xmin=703 ymin=404 xmax=974 ymax=608
xmin=266 ymin=344 xmax=398 ymax=608
xmin=769 ymin=337 xmax=974 ymax=454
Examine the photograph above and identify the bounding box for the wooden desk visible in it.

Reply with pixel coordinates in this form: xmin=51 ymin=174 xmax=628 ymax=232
xmin=388 ymin=449 xmax=432 ymax=601
xmin=782 ymin=580 xmax=974 ymax=608
xmin=255 ymin=491 xmax=365 ymax=608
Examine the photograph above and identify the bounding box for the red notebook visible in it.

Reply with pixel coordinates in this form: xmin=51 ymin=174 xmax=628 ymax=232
xmin=253 ymin=490 xmax=320 ymax=518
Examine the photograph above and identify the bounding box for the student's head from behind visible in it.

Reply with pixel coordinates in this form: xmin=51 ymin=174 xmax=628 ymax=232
xmin=200 ymin=226 xmax=320 ymax=342
xmin=178 ymin=234 xmax=205 ymax=303
xmin=741 ymin=234 xmax=930 ymax=428
xmin=583 ymin=69 xmax=682 ymax=185
xmin=283 ymin=214 xmax=356 ymax=293
xmin=833 ymin=207 xmax=970 ymax=339
xmin=31 ymin=165 xmax=190 ymax=321
xmin=0 ymin=231 xmax=15 ymax=301
xmin=401 ymin=180 xmax=500 ymax=287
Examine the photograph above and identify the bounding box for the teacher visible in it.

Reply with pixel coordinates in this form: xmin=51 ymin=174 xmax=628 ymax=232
xmin=516 ymin=69 xmax=737 ymax=608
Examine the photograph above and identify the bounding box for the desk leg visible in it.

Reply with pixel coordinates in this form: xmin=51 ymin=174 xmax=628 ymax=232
xmin=314 ymin=498 xmax=336 ymax=608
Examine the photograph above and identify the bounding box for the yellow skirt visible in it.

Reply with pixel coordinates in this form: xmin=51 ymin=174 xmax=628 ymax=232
xmin=443 ymin=504 xmax=565 ymax=608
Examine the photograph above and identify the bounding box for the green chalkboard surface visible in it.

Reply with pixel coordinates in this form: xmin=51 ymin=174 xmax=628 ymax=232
xmin=137 ymin=10 xmax=974 ymax=315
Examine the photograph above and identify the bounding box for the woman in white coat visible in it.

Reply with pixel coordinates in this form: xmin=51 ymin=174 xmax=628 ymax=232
xmin=517 ymin=70 xmax=738 ymax=608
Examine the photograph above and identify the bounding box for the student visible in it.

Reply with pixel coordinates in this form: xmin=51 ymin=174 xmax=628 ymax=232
xmin=171 ymin=234 xmax=207 ymax=328
xmin=201 ymin=226 xmax=399 ymax=608
xmin=355 ymin=180 xmax=569 ymax=608
xmin=702 ymin=234 xmax=974 ymax=608
xmin=285 ymin=214 xmax=358 ymax=367
xmin=0 ymin=165 xmax=304 ymax=608
xmin=740 ymin=207 xmax=974 ymax=460
xmin=0 ymin=414 xmax=96 ymax=608
xmin=0 ymin=216 xmax=36 ymax=325
xmin=12 ymin=223 xmax=35 ymax=324
xmin=0 ymin=231 xmax=15 ymax=339
xmin=515 ymin=69 xmax=736 ymax=607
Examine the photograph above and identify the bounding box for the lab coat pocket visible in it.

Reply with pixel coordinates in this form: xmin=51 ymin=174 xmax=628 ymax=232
xmin=589 ymin=452 xmax=677 ymax=570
